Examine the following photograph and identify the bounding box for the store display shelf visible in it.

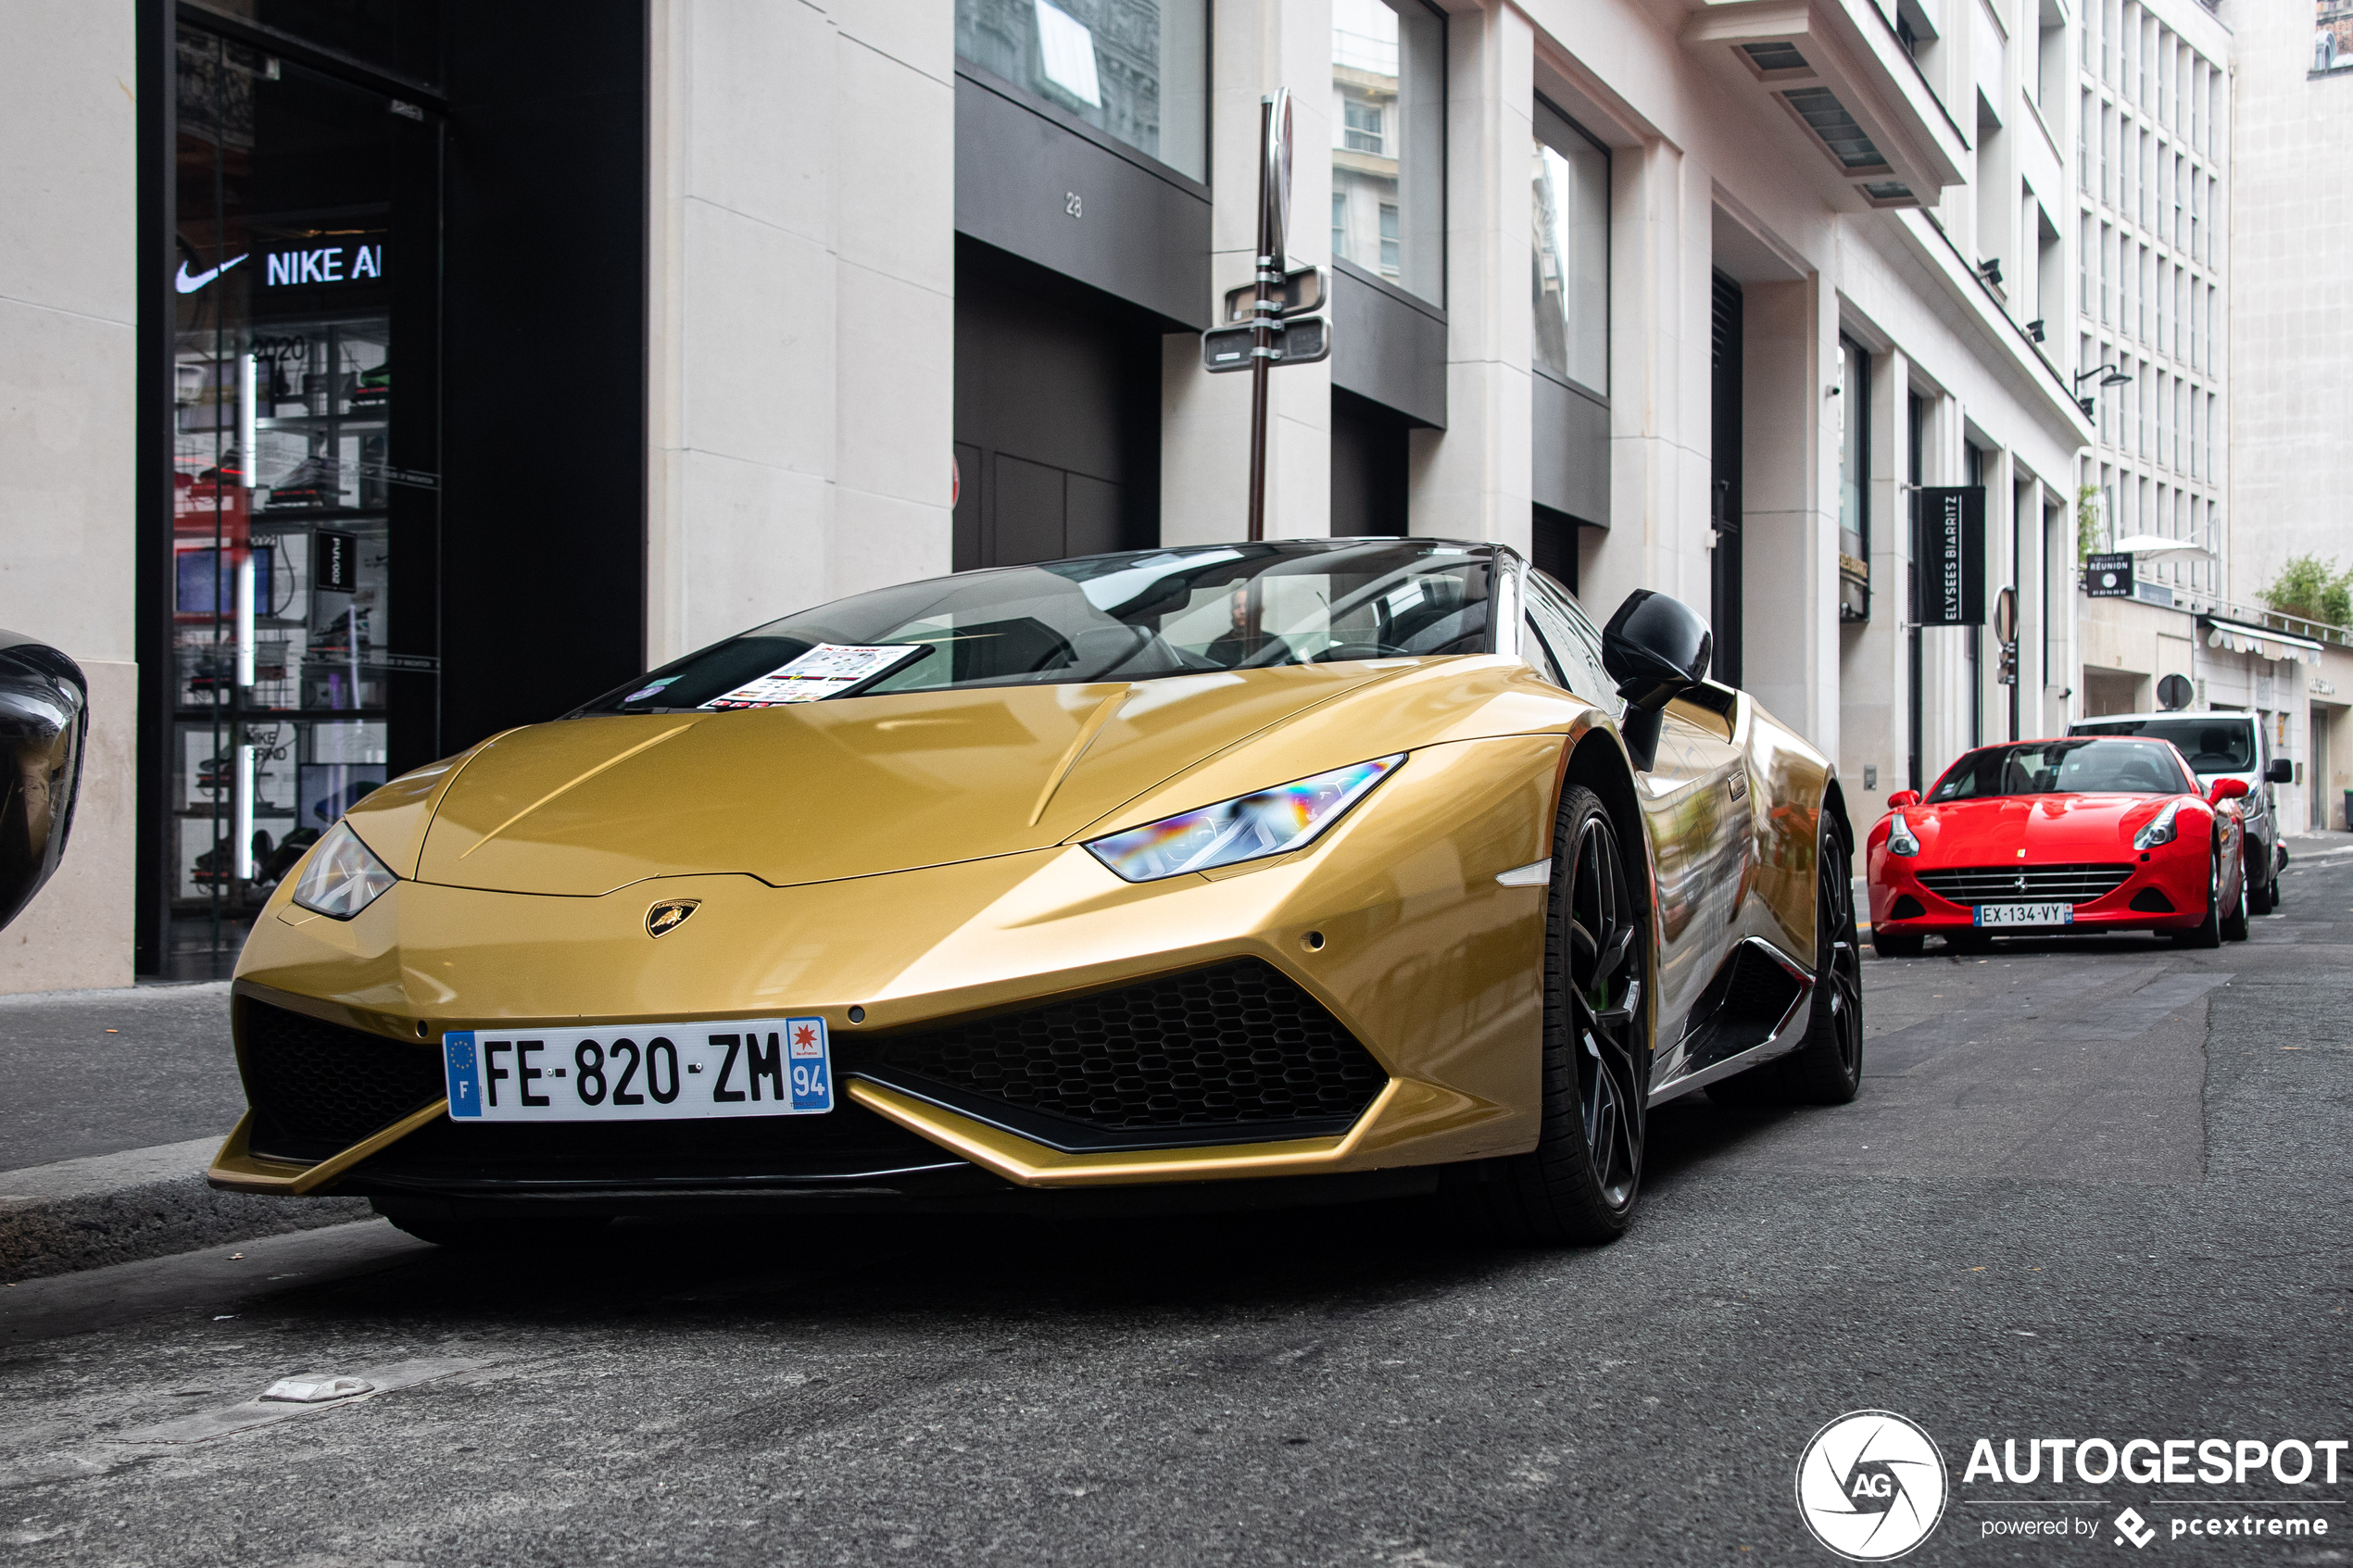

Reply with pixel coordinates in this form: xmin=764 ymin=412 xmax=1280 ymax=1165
xmin=255 ymin=409 xmax=389 ymax=429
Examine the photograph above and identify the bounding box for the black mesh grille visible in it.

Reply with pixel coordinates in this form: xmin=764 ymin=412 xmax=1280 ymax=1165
xmin=240 ymin=998 xmax=446 ymax=1152
xmin=863 ymin=960 xmax=1388 ymax=1146
xmin=1917 ymin=863 xmax=2133 ymax=907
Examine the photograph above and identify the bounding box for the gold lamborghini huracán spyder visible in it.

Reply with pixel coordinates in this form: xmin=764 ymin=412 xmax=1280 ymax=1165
xmin=211 ymin=540 xmax=1862 ymax=1245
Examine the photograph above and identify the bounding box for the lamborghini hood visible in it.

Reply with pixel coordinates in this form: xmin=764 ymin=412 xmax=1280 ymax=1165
xmin=399 ymin=667 xmax=1409 ymax=896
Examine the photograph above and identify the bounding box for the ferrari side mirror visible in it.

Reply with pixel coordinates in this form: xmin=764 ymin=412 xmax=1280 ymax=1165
xmin=2208 ymin=777 xmax=2249 ymax=804
xmin=1887 ymin=789 xmax=1922 ymax=809
xmin=2266 ymin=758 xmax=2293 ymax=784
xmin=1602 ymin=590 xmax=1714 ymax=771
xmin=0 ymin=632 xmax=89 ymax=934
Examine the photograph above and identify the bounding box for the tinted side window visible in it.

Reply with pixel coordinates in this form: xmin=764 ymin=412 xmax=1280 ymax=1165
xmin=1526 ymin=571 xmax=1619 ymax=715
xmin=1521 ymin=614 xmax=1567 ymax=686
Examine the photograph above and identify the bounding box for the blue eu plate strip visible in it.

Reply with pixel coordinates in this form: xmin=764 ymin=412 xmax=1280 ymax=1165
xmin=444 ymin=1030 xmax=482 ymax=1118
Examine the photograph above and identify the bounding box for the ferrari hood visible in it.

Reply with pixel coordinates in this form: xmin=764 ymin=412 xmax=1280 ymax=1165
xmin=1904 ymin=794 xmax=2171 ymax=861
xmin=405 ymin=667 xmax=1408 ymax=896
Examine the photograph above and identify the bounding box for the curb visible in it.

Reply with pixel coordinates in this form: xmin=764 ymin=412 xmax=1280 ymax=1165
xmin=0 ymin=1138 xmax=369 ymax=1284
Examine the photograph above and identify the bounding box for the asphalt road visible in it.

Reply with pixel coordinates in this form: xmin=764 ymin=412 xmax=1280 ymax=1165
xmin=0 ymin=982 xmax=239 ymax=1168
xmin=4 ymin=853 xmax=2351 ymax=1565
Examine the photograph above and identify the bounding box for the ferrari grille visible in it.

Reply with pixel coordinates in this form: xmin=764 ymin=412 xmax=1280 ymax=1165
xmin=1917 ymin=863 xmax=2133 ymax=907
xmin=862 ymin=959 xmax=1389 ymax=1149
xmin=239 ymin=999 xmax=446 ymax=1155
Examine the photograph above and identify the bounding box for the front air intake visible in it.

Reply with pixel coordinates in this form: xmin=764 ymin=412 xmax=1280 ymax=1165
xmin=238 ymin=998 xmax=447 ymax=1161
xmin=856 ymin=960 xmax=1390 ymax=1152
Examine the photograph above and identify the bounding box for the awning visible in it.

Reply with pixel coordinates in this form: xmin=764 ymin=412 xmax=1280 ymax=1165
xmin=2201 ymin=615 xmax=2326 ymax=666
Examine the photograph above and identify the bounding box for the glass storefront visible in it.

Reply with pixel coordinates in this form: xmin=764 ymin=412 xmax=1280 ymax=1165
xmin=1330 ymin=0 xmax=1444 ymax=302
xmin=956 ymin=0 xmax=1209 ymax=181
xmin=166 ymin=22 xmax=441 ymax=976
xmin=1532 ymin=100 xmax=1609 ymax=396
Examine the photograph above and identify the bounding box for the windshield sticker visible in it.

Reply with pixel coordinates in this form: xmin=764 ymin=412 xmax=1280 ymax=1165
xmin=623 ymin=676 xmax=680 ymax=704
xmin=700 ymin=644 xmax=928 ymax=709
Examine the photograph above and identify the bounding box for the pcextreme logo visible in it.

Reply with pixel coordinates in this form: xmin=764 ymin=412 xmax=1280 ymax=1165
xmin=1795 ymin=1410 xmax=1951 ymax=1561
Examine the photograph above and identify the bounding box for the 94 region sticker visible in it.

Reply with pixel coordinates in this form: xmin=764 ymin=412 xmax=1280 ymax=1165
xmin=1796 ymin=1410 xmax=1950 ymax=1561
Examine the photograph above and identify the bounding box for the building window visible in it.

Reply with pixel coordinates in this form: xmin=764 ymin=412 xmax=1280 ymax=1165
xmin=956 ymin=0 xmax=1210 ymax=182
xmin=165 ymin=23 xmax=443 ymax=976
xmin=1331 ymin=0 xmax=1444 ymax=302
xmin=1838 ymin=336 xmax=1871 ymax=622
xmin=1531 ymin=99 xmax=1609 ymax=395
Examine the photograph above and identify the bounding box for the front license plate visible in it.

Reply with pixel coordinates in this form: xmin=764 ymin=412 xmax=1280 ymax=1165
xmin=1974 ymin=903 xmax=2074 ymax=928
xmin=441 ymin=1019 xmax=833 ymax=1122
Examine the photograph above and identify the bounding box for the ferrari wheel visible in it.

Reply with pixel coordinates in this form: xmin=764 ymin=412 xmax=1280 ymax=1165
xmin=2221 ymin=859 xmax=2250 ymax=942
xmin=2171 ymin=853 xmax=2224 ymax=948
xmin=1870 ymin=929 xmax=1923 ymax=959
xmin=1711 ymin=823 xmax=1864 ymax=1105
xmin=1458 ymin=783 xmax=1647 ymax=1244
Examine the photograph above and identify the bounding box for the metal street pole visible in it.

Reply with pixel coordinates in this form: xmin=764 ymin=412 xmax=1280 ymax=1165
xmin=1247 ymin=90 xmax=1290 ymax=544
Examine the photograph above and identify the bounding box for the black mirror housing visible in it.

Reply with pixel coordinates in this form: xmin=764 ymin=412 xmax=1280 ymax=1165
xmin=1603 ymin=590 xmax=1714 ymax=709
xmin=0 ymin=632 xmax=89 ymax=934
xmin=1601 ymin=591 xmax=1714 ymax=773
xmin=2267 ymin=758 xmax=2294 ymax=784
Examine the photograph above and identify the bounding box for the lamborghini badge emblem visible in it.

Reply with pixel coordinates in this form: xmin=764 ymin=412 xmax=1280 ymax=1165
xmin=645 ymin=899 xmax=699 ymax=938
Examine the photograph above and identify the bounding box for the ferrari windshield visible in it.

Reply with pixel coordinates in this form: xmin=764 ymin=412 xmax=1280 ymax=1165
xmin=580 ymin=540 xmax=1495 ymax=712
xmin=2070 ymin=716 xmax=2255 ymax=775
xmin=1928 ymin=739 xmax=2193 ymax=801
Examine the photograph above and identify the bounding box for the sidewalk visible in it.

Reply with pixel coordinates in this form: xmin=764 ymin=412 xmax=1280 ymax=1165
xmin=0 ymin=981 xmax=364 ymax=1281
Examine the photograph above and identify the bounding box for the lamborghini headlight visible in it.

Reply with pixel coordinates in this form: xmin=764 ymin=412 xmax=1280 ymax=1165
xmin=2133 ymin=799 xmax=2184 ymax=851
xmin=1886 ymin=811 xmax=1920 ymax=857
xmin=1084 ymin=755 xmax=1403 ymax=883
xmin=291 ymin=822 xmax=397 ymax=919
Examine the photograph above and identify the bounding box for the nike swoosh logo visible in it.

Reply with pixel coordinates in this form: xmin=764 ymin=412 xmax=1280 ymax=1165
xmin=174 ymin=254 xmax=249 ymax=294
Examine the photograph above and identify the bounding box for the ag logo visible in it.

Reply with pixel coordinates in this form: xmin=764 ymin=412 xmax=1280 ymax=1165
xmin=1794 ymin=1410 xmax=1948 ymax=1561
xmin=644 ymin=898 xmax=700 ymax=938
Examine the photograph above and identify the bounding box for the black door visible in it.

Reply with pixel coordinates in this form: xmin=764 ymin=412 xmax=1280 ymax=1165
xmin=1709 ymin=271 xmax=1743 ymax=687
xmin=952 ymin=239 xmax=1159 ymax=569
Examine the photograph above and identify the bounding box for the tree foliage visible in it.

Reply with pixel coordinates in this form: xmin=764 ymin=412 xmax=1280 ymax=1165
xmin=2257 ymin=554 xmax=2353 ymax=628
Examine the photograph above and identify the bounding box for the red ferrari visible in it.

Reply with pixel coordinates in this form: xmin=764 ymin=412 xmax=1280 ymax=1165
xmin=1867 ymin=735 xmax=2249 ymax=956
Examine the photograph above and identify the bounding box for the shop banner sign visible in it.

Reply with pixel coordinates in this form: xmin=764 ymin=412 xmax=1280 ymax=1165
xmin=1911 ymin=486 xmax=1984 ymax=626
xmin=2083 ymin=551 xmax=2134 ymax=598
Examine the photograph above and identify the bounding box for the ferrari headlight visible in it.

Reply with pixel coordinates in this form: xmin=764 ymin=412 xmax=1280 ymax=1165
xmin=1084 ymin=755 xmax=1403 ymax=883
xmin=2133 ymin=800 xmax=2184 ymax=851
xmin=291 ymin=822 xmax=397 ymax=919
xmin=1886 ymin=811 xmax=1920 ymax=858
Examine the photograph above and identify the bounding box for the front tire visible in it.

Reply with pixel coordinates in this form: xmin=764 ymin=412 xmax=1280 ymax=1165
xmin=2221 ymin=858 xmax=2250 ymax=942
xmin=1457 ymin=783 xmax=1648 ymax=1245
xmin=1871 ymin=929 xmax=1924 ymax=958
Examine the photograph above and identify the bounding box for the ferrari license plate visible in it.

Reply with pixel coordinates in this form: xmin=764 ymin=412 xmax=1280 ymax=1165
xmin=1974 ymin=902 xmax=2074 ymax=928
xmin=441 ymin=1020 xmax=833 ymax=1123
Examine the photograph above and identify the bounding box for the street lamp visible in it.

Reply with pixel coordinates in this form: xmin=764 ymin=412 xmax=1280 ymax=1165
xmin=2073 ymin=362 xmax=2132 ymax=418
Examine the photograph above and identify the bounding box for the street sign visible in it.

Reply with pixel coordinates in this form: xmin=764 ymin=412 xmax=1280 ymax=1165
xmin=1910 ymin=486 xmax=1985 ymax=626
xmin=2158 ymin=672 xmax=2194 ymax=709
xmin=1224 ymin=265 xmax=1323 ymax=323
xmin=2083 ymin=551 xmax=2133 ymax=597
xmin=1202 ymin=316 xmax=1330 ymax=373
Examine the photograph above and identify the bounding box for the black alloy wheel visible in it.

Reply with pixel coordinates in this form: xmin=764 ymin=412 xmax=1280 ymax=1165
xmin=1458 ymin=783 xmax=1648 ymax=1244
xmin=1711 ymin=822 xmax=1865 ymax=1105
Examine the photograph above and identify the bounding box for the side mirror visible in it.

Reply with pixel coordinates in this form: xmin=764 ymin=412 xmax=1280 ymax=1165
xmin=2267 ymin=758 xmax=2293 ymax=784
xmin=2208 ymin=777 xmax=2249 ymax=804
xmin=1602 ymin=591 xmax=1714 ymax=771
xmin=0 ymin=633 xmax=89 ymax=933
xmin=1887 ymin=789 xmax=1922 ymax=809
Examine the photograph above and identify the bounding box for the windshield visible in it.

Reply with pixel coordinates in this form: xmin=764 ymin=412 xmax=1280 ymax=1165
xmin=1928 ymin=739 xmax=2192 ymax=801
xmin=579 ymin=540 xmax=1496 ymax=713
xmin=2071 ymin=716 xmax=2255 ymax=775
